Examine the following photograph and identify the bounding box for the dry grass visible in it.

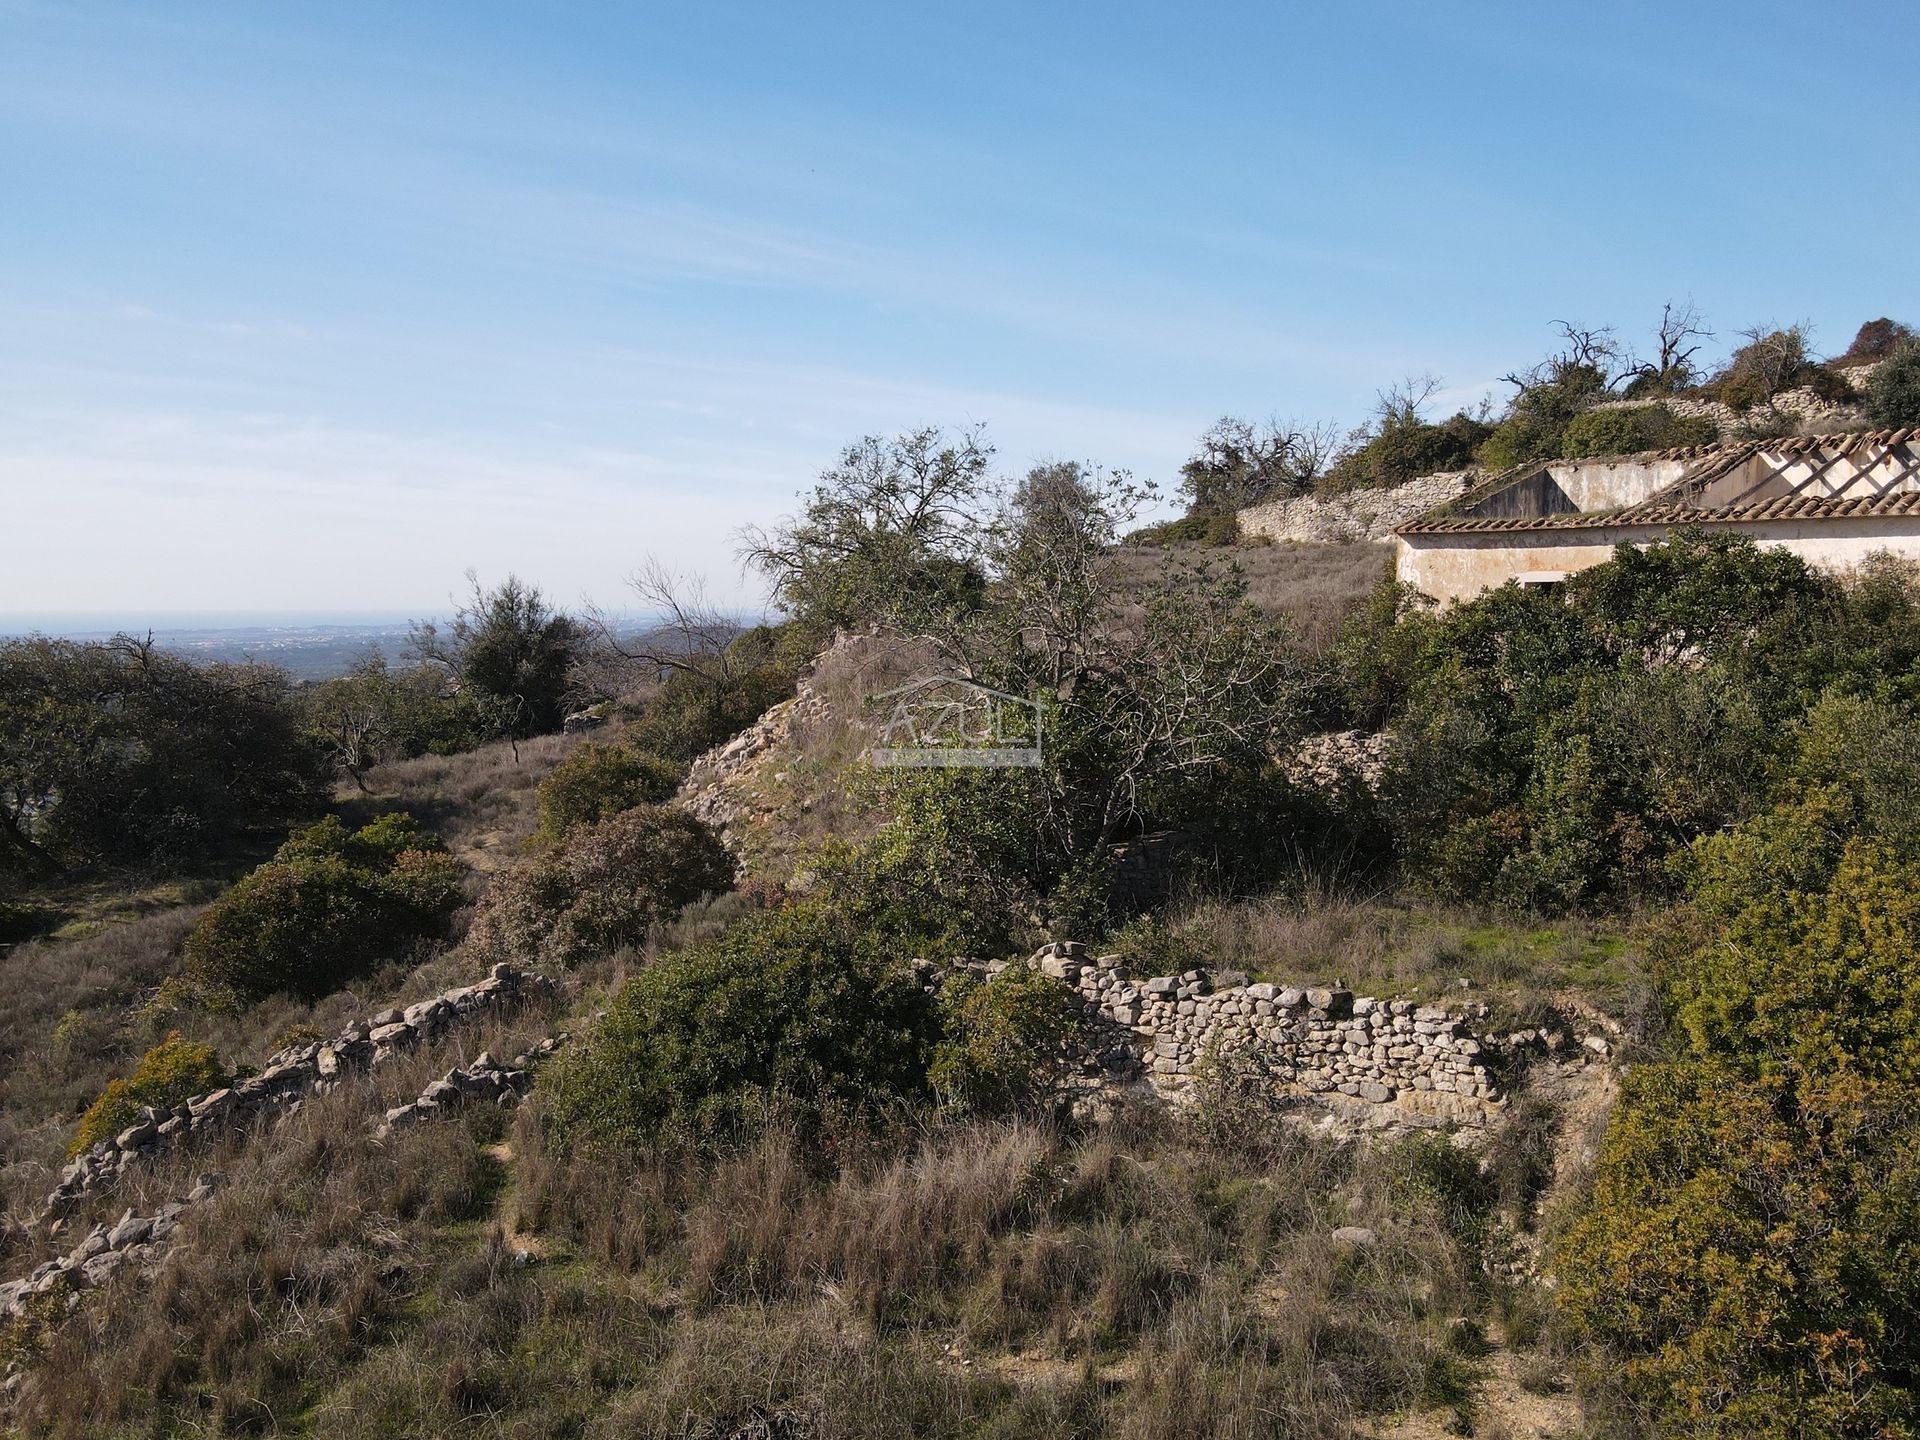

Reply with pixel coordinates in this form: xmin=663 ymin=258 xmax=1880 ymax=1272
xmin=340 ymin=730 xmax=575 ymax=871
xmin=1107 ymin=541 xmax=1392 ymax=651
xmin=1160 ymin=892 xmax=1646 ymax=1020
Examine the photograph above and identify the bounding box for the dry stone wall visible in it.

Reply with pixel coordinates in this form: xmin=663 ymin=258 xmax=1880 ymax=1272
xmin=1 ymin=1175 xmax=222 ymax=1322
xmin=1239 ymin=471 xmax=1474 ymax=544
xmin=5 ymin=1023 xmax=571 ymax=1334
xmin=1034 ymin=943 xmax=1505 ymax=1128
xmin=380 ymin=1033 xmax=565 ymax=1134
xmin=38 ymin=962 xmax=558 ymax=1222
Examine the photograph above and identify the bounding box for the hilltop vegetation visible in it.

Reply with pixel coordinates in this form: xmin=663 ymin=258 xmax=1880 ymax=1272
xmin=6 ymin=372 xmax=1920 ymax=1436
xmin=1135 ymin=310 xmax=1920 ymax=547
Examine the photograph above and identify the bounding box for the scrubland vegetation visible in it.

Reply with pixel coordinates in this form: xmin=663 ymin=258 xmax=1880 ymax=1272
xmin=5 ymin=311 xmax=1920 ymax=1437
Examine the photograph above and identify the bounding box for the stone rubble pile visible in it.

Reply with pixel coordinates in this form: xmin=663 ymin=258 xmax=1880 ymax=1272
xmin=380 ymin=1034 xmax=566 ymax=1133
xmin=2 ymin=1174 xmax=221 ymax=1321
xmin=677 ymin=685 xmax=832 ymax=847
xmin=40 ymin=963 xmax=558 ymax=1221
xmin=1035 ymin=942 xmax=1505 ymax=1127
xmin=1286 ymin=729 xmax=1394 ymax=794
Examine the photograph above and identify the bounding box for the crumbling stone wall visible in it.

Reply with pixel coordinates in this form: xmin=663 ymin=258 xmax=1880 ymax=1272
xmin=38 ymin=962 xmax=557 ymax=1221
xmin=1239 ymin=471 xmax=1475 ymax=544
xmin=1035 ymin=943 xmax=1504 ymax=1128
xmin=1578 ymin=362 xmax=1882 ymax=442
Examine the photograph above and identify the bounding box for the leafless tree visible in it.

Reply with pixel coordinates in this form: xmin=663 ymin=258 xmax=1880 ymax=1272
xmin=1501 ymin=321 xmax=1626 ymax=395
xmin=1373 ymin=375 xmax=1443 ymax=428
xmin=1729 ymin=321 xmax=1816 ymax=400
xmin=1653 ymin=300 xmax=1713 ymax=377
xmin=579 ymin=558 xmax=756 ymax=705
xmin=1179 ymin=416 xmax=1341 ymax=511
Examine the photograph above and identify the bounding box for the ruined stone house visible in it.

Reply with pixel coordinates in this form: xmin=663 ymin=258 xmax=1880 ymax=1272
xmin=1392 ymin=428 xmax=1920 ymax=604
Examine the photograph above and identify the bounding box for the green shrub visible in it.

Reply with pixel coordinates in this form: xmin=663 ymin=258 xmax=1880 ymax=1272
xmin=1557 ymin=403 xmax=1718 ymax=459
xmin=1125 ymin=511 xmax=1241 ymax=547
xmin=1370 ymin=531 xmax=1874 ymax=912
xmin=181 ymin=814 xmax=463 ymax=1004
xmin=1863 ymin=338 xmax=1920 ymax=428
xmin=929 ymin=963 xmax=1080 ymax=1115
xmin=1478 ymin=364 xmax=1611 ymax=470
xmin=626 ymin=665 xmax=796 ymax=764
xmin=542 ymin=899 xmax=938 ymax=1148
xmin=1327 ymin=411 xmax=1492 ymax=492
xmin=1557 ymin=814 xmax=1920 ymax=1436
xmin=274 ymin=811 xmax=446 ymax=869
xmin=817 ymin=769 xmax=1047 ymax=960
xmin=534 ymin=741 xmax=682 ymax=844
xmin=468 ymin=805 xmax=734 ymax=969
xmin=71 ymin=1032 xmax=224 ymax=1155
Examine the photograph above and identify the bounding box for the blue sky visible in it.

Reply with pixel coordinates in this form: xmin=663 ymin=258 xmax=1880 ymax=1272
xmin=3 ymin=0 xmax=1915 ymax=617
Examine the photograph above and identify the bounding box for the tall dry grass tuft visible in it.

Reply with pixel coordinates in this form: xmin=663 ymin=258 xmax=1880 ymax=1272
xmin=343 ymin=729 xmax=574 ymax=866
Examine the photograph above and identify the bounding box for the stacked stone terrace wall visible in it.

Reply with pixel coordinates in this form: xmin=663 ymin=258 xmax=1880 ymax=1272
xmin=37 ymin=962 xmax=557 ymax=1222
xmin=1035 ymin=943 xmax=1505 ymax=1128
xmin=1239 ymin=471 xmax=1474 ymax=544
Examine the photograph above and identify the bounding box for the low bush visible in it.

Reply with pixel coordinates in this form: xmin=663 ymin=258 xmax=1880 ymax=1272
xmin=467 ymin=804 xmax=734 ymax=969
xmin=929 ymin=963 xmax=1080 ymax=1115
xmin=532 ymin=740 xmax=681 ymax=845
xmin=1558 ymin=403 xmax=1718 ymax=458
xmin=625 ymin=663 xmax=798 ymax=764
xmin=542 ymin=898 xmax=938 ymax=1148
xmin=1863 ymin=338 xmax=1920 ymax=428
xmin=1327 ymin=411 xmax=1492 ymax=492
xmin=1126 ymin=511 xmax=1241 ymax=547
xmin=1557 ymin=808 xmax=1920 ymax=1436
xmin=1478 ymin=364 xmax=1612 ymax=470
xmin=70 ymin=1031 xmax=224 ymax=1154
xmin=181 ymin=814 xmax=464 ymax=1004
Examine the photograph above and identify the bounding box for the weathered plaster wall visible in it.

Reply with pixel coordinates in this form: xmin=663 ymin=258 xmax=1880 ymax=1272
xmin=1543 ymin=458 xmax=1690 ymax=511
xmin=1397 ymin=517 xmax=1920 ymax=606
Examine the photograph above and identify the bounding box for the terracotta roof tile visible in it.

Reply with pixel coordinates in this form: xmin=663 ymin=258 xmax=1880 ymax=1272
xmin=1398 ymin=430 xmax=1920 ymax=535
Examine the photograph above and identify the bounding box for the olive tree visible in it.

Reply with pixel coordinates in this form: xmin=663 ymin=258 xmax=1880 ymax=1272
xmin=740 ymin=425 xmax=993 ymax=634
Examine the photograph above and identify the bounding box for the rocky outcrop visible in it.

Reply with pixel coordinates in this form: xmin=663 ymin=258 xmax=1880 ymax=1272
xmin=562 ymin=702 xmax=611 ymax=734
xmin=1239 ymin=472 xmax=1475 ymax=544
xmin=38 ymin=963 xmax=558 ymax=1221
xmin=676 ymin=656 xmax=836 ymax=849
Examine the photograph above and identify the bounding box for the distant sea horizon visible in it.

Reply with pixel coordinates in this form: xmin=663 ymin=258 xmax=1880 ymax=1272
xmin=0 ymin=610 xmax=431 ymax=638
xmin=0 ymin=607 xmax=703 ymax=680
